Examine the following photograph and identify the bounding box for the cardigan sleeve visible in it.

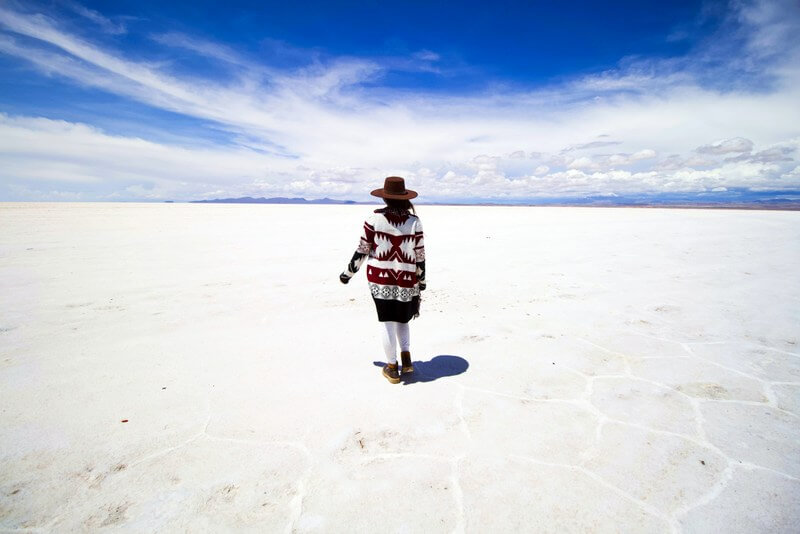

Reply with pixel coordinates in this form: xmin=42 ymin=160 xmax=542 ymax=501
xmin=414 ymin=218 xmax=426 ymax=289
xmin=341 ymin=215 xmax=375 ymax=280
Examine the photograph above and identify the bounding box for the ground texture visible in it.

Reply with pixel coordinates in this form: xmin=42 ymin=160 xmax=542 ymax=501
xmin=1 ymin=203 xmax=798 ymax=532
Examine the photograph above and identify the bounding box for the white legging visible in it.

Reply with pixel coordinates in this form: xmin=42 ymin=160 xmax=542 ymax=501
xmin=381 ymin=321 xmax=410 ymax=364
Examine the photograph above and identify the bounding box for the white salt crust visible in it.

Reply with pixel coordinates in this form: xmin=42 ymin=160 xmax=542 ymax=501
xmin=1 ymin=203 xmax=798 ymax=532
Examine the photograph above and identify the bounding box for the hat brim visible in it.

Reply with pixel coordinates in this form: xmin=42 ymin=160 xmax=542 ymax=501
xmin=370 ymin=188 xmax=418 ymax=200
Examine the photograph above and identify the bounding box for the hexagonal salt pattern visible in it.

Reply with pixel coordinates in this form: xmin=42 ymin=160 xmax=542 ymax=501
xmin=462 ymin=389 xmax=597 ymax=463
xmin=680 ymin=467 xmax=800 ymax=533
xmin=296 ymin=456 xmax=458 ymax=532
xmin=7 ymin=438 xmax=309 ymax=532
xmin=700 ymin=402 xmax=800 ymax=478
xmin=688 ymin=342 xmax=800 ymax=383
xmin=3 ymin=205 xmax=799 ymax=532
xmin=581 ymin=422 xmax=728 ymax=515
xmin=590 ymin=376 xmax=700 ymax=436
xmin=772 ymin=383 xmax=800 ymax=415
xmin=459 ymin=455 xmax=670 ymax=531
xmin=630 ymin=358 xmax=767 ymax=402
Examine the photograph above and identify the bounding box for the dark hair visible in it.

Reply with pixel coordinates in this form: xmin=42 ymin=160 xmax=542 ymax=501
xmin=383 ymin=197 xmax=416 ymax=214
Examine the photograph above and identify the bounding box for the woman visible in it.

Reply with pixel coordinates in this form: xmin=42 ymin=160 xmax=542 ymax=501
xmin=339 ymin=176 xmax=426 ymax=384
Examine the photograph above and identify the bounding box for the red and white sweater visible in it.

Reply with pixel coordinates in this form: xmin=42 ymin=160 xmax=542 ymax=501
xmin=342 ymin=207 xmax=426 ymax=301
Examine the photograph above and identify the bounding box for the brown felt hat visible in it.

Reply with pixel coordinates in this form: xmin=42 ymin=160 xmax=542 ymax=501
xmin=370 ymin=176 xmax=418 ymax=200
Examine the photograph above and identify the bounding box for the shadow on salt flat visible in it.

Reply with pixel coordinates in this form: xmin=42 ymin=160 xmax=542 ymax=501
xmin=372 ymin=355 xmax=469 ymax=385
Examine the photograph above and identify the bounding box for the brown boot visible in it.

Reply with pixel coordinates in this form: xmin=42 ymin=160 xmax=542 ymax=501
xmin=382 ymin=362 xmax=400 ymax=384
xmin=400 ymin=351 xmax=413 ymax=374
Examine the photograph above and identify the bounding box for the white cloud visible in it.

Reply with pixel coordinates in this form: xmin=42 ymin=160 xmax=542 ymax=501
xmin=781 ymin=165 xmax=800 ymax=179
xmin=413 ymin=50 xmax=440 ymax=62
xmin=696 ymin=137 xmax=755 ymax=154
xmin=737 ymin=0 xmax=800 ymax=60
xmin=568 ymin=157 xmax=594 ymax=170
xmin=62 ymin=0 xmax=126 ymax=35
xmin=724 ymin=144 xmax=796 ymax=163
xmin=561 ymin=140 xmax=622 ymax=152
xmin=0 ymin=114 xmax=303 ymax=198
xmin=683 ymin=155 xmax=715 ymax=167
xmin=149 ymin=32 xmax=255 ymax=69
xmin=0 ymin=2 xmax=799 ymax=201
xmin=631 ymin=149 xmax=657 ymax=160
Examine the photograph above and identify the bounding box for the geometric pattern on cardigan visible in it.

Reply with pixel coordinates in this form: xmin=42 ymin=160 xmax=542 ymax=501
xmin=343 ymin=207 xmax=425 ymax=303
xmin=370 ymin=284 xmax=417 ymax=301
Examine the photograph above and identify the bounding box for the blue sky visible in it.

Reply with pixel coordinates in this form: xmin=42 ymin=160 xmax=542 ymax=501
xmin=0 ymin=0 xmax=799 ymax=202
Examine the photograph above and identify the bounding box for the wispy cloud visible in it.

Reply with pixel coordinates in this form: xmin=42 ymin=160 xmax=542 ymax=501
xmin=562 ymin=141 xmax=623 ymax=153
xmin=696 ymin=137 xmax=755 ymax=154
xmin=149 ymin=32 xmax=256 ymax=69
xmin=61 ymin=0 xmax=127 ymax=35
xmin=0 ymin=1 xmax=799 ymax=201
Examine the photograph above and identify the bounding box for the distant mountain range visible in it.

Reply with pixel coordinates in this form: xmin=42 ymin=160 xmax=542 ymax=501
xmin=460 ymin=189 xmax=800 ymax=209
xmin=178 ymin=189 xmax=800 ymax=209
xmin=189 ymin=196 xmax=361 ymax=204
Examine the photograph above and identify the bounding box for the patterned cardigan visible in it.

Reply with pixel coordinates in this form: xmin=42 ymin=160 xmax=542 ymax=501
xmin=341 ymin=207 xmax=426 ymax=301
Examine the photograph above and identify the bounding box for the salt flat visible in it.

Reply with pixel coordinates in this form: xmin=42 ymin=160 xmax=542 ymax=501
xmin=1 ymin=202 xmax=798 ymax=533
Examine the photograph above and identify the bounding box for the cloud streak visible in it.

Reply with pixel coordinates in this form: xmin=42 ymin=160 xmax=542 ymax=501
xmin=696 ymin=137 xmax=755 ymax=154
xmin=0 ymin=1 xmax=799 ymax=201
xmin=62 ymin=0 xmax=127 ymax=35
